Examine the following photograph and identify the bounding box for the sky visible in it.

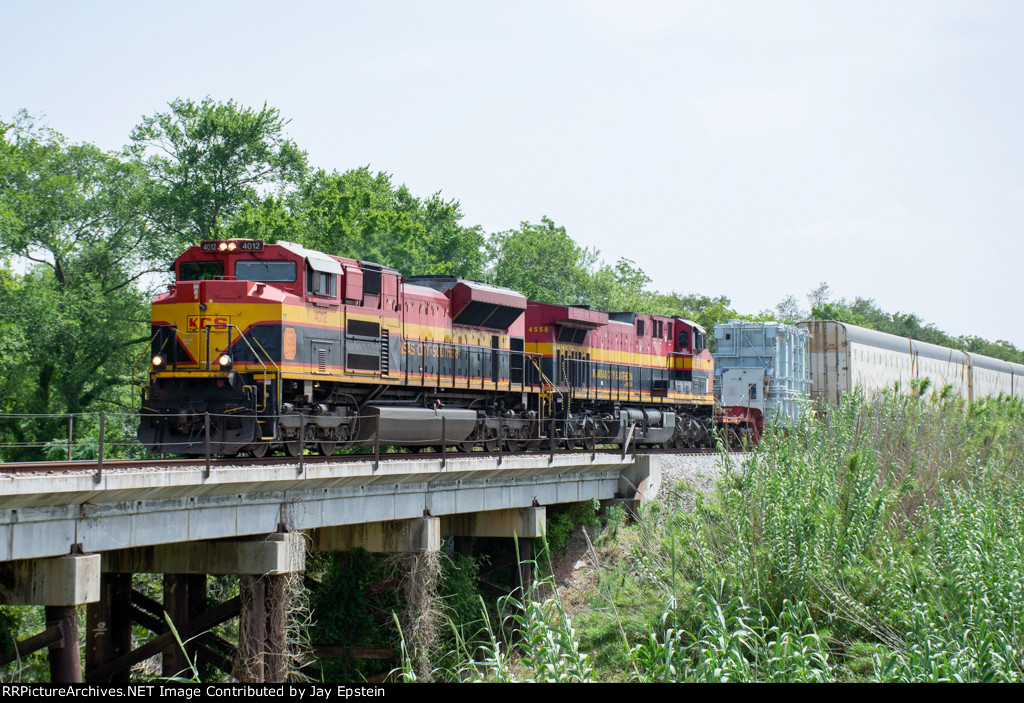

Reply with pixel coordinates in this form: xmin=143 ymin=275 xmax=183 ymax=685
xmin=3 ymin=0 xmax=1023 ymax=347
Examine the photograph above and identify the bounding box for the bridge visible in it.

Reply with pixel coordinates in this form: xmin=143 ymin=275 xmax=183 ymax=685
xmin=0 ymin=450 xmax=668 ymax=682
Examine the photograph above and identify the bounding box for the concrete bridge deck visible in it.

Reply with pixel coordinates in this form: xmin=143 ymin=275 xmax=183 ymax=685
xmin=0 ymin=452 xmax=656 ymax=562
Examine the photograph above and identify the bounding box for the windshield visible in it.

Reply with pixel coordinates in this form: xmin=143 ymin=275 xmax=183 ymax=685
xmin=179 ymin=261 xmax=224 ymax=281
xmin=235 ymin=260 xmax=297 ymax=282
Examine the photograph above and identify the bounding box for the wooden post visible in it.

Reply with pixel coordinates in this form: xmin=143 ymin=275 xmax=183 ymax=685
xmin=163 ymin=574 xmax=190 ymax=678
xmin=46 ymin=605 xmax=82 ymax=683
xmin=264 ymin=575 xmax=288 ymax=682
xmin=86 ymin=573 xmax=132 ymax=682
xmin=238 ymin=576 xmax=266 ymax=682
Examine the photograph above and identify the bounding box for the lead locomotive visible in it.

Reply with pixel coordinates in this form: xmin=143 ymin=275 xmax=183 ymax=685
xmin=139 ymin=239 xmax=714 ymax=456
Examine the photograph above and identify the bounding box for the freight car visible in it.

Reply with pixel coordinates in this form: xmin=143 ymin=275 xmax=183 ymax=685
xmin=712 ymin=320 xmax=811 ymax=443
xmin=138 ymin=239 xmax=716 ymax=456
xmin=711 ymin=319 xmax=1024 ymax=442
xmin=797 ymin=320 xmax=1024 ymax=403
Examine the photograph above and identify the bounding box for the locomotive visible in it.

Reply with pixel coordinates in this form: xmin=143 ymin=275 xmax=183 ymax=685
xmin=138 ymin=239 xmax=715 ymax=456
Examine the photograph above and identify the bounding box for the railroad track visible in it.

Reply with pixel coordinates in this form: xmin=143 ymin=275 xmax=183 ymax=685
xmin=0 ymin=446 xmax=728 ymax=475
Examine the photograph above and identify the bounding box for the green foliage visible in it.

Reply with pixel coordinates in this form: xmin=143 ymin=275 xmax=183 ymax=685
xmin=545 ymin=499 xmax=600 ymax=552
xmin=400 ymin=576 xmax=594 ymax=683
xmin=130 ymin=97 xmax=307 ymax=242
xmin=486 ymin=217 xmax=597 ymax=304
xmin=425 ymin=394 xmax=1024 ymax=682
xmin=294 ymin=167 xmax=485 ymax=278
xmin=307 ymin=550 xmax=398 ymax=681
xmin=0 ymin=605 xmax=50 ymax=681
xmin=600 ymin=504 xmax=627 ymax=544
xmin=501 ymin=585 xmax=595 ymax=682
xmin=646 ymin=393 xmax=1024 ymax=681
xmin=0 ymin=113 xmax=166 ymax=458
xmin=438 ymin=551 xmax=485 ymax=637
xmin=587 ymin=258 xmax=655 ymax=313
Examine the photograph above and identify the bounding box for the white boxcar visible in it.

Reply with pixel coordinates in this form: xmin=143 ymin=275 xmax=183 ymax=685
xmin=797 ymin=321 xmax=970 ymax=403
xmin=964 ymin=352 xmax=1024 ymax=400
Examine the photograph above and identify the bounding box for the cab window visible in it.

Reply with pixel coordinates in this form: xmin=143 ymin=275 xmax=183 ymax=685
xmin=306 ymin=264 xmax=336 ymax=297
xmin=179 ymin=261 xmax=224 ymax=281
xmin=236 ymin=260 xmax=297 ymax=282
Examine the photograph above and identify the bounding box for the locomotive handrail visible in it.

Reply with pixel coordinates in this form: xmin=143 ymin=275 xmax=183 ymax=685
xmin=197 ymin=322 xmax=280 ymax=415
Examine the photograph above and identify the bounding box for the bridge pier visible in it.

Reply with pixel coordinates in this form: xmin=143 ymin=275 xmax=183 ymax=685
xmin=0 ymin=553 xmax=100 ymax=683
xmin=310 ymin=517 xmax=440 ymax=553
xmin=441 ymin=507 xmax=546 ymax=598
xmin=88 ymin=532 xmax=305 ymax=683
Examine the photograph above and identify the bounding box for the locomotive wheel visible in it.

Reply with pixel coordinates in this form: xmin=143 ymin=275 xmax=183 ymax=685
xmin=581 ymin=434 xmax=596 ymax=451
xmin=285 ymin=439 xmax=304 ymax=457
xmin=459 ymin=441 xmax=476 ymax=452
xmin=671 ymin=435 xmax=686 ymax=450
xmin=248 ymin=442 xmax=270 ymax=459
xmin=318 ymin=441 xmax=337 ymax=457
xmin=484 ymin=437 xmax=500 ymax=452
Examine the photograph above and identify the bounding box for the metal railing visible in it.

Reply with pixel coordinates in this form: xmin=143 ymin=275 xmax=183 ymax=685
xmin=0 ymin=410 xmax=650 ymax=481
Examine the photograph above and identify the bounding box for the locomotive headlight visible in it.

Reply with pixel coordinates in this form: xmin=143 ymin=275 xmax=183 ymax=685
xmin=218 ymin=241 xmax=228 ymax=251
xmin=218 ymin=353 xmax=232 ymax=368
xmin=152 ymin=354 xmax=165 ymax=367
xmin=227 ymin=241 xmax=237 ymax=251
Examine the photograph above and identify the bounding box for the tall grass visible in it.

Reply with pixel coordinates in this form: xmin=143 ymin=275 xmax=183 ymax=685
xmin=398 ymin=391 xmax=1024 ymax=682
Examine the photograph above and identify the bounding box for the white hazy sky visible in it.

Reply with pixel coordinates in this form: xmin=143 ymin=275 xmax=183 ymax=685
xmin=3 ymin=1 xmax=1023 ymax=347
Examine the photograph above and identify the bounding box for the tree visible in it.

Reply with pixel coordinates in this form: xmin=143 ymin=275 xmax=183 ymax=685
xmin=486 ymin=217 xmax=597 ymax=303
xmin=293 ymin=167 xmax=485 ymax=278
xmin=586 ymin=258 xmax=655 ymax=313
xmin=131 ymin=97 xmax=307 ymax=242
xmin=0 ymin=113 xmax=159 ymax=458
xmin=807 ymin=281 xmax=832 ymax=314
xmin=774 ymin=294 xmax=804 ymax=323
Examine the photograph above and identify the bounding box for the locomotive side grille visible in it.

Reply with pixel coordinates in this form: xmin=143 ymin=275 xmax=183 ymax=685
xmin=348 ymin=354 xmax=380 ymax=371
xmin=317 ymin=348 xmax=328 ymax=373
xmin=348 ymin=319 xmax=381 ymax=337
xmin=380 ymin=328 xmax=390 ymax=376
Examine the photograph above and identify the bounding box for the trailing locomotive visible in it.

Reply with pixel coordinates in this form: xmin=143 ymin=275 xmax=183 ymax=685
xmin=138 ymin=239 xmax=715 ymax=456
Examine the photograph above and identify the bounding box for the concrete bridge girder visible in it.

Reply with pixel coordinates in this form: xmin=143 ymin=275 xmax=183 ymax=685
xmin=440 ymin=507 xmax=546 ymax=539
xmin=101 ymin=532 xmax=306 ymax=575
xmin=0 ymin=454 xmax=643 ymax=561
xmin=0 ymin=554 xmax=100 ymax=606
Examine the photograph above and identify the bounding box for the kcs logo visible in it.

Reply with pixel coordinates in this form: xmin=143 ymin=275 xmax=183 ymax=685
xmin=283 ymin=328 xmax=297 ymax=360
xmin=187 ymin=316 xmax=229 ymax=332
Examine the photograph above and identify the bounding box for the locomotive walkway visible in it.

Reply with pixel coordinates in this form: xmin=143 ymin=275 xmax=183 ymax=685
xmin=0 ymin=450 xmax=667 ymax=682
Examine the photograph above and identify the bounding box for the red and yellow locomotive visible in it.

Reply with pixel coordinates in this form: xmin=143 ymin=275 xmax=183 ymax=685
xmin=138 ymin=239 xmax=713 ymax=455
